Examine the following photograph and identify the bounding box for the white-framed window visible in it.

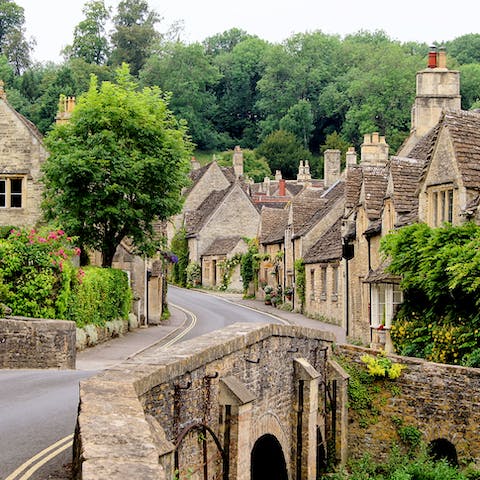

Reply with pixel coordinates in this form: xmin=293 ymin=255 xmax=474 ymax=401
xmin=0 ymin=177 xmax=24 ymax=209
xmin=371 ymin=283 xmax=403 ymax=328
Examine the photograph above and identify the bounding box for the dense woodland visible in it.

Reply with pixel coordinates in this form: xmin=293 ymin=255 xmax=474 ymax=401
xmin=2 ymin=0 xmax=480 ymax=178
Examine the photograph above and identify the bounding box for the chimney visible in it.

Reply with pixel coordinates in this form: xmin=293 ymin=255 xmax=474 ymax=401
xmin=190 ymin=156 xmax=200 ymax=170
xmin=275 ymin=170 xmax=282 ymax=180
xmin=324 ymin=149 xmax=341 ymax=187
xmin=263 ymin=176 xmax=271 ymax=196
xmin=428 ymin=45 xmax=437 ymax=68
xmin=232 ymin=145 xmax=244 ymax=178
xmin=361 ymin=132 xmax=389 ymax=166
xmin=279 ymin=178 xmax=286 ymax=196
xmin=346 ymin=146 xmax=357 ymax=167
xmin=56 ymin=95 xmax=76 ymax=124
xmin=438 ymin=46 xmax=447 ymax=68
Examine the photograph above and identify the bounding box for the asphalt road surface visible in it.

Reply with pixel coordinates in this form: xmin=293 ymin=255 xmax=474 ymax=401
xmin=0 ymin=287 xmax=281 ymax=479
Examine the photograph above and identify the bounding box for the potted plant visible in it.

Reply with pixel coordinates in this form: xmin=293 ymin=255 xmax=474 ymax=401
xmin=264 ymin=294 xmax=272 ymax=305
xmin=263 ymin=285 xmax=273 ymax=305
xmin=285 ymin=286 xmax=293 ymax=300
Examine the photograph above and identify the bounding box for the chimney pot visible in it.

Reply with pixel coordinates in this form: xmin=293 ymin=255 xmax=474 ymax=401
xmin=438 ymin=46 xmax=447 ymax=68
xmin=279 ymin=178 xmax=286 ymax=196
xmin=428 ymin=45 xmax=438 ymax=68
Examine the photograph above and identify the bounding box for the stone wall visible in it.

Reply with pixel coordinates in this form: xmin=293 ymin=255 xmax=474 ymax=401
xmin=74 ymin=323 xmax=336 ymax=480
xmin=0 ymin=316 xmax=75 ymax=369
xmin=335 ymin=344 xmax=480 ymax=465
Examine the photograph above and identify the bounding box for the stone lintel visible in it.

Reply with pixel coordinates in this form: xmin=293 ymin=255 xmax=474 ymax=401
xmin=219 ymin=376 xmax=256 ymax=405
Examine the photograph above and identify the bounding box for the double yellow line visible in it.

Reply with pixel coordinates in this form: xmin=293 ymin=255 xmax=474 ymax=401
xmin=5 ymin=303 xmax=197 ymax=479
xmin=5 ymin=434 xmax=73 ymax=480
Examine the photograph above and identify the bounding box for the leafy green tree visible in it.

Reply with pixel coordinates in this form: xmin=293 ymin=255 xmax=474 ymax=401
xmin=445 ymin=34 xmax=480 ymax=65
xmin=279 ymin=99 xmax=315 ymax=148
xmin=212 ymin=36 xmax=271 ymax=148
xmin=63 ymin=0 xmax=110 ymax=65
xmin=110 ymin=0 xmax=160 ymax=75
xmin=217 ymin=149 xmax=271 ymax=182
xmin=0 ymin=0 xmax=32 ymax=73
xmin=42 ymin=65 xmax=192 ymax=267
xmin=203 ymin=28 xmax=252 ymax=56
xmin=256 ymin=130 xmax=311 ymax=179
xmin=140 ymin=42 xmax=224 ymax=149
xmin=459 ymin=63 xmax=480 ymax=110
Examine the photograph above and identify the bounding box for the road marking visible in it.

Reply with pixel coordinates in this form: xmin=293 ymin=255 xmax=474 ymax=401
xmin=5 ymin=434 xmax=73 ymax=480
xmin=161 ymin=302 xmax=197 ymax=348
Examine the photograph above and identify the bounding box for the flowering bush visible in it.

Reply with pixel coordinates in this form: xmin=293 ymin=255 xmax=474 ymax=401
xmin=361 ymin=353 xmax=405 ymax=380
xmin=0 ymin=227 xmax=81 ymax=319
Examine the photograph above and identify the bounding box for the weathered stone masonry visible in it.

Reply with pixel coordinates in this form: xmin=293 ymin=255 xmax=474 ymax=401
xmin=0 ymin=316 xmax=76 ymax=369
xmin=74 ymin=323 xmax=339 ymax=480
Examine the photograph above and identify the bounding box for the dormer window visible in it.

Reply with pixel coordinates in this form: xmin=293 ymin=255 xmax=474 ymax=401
xmin=0 ymin=177 xmax=24 ymax=209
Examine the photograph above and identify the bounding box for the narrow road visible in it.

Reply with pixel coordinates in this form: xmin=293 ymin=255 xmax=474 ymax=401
xmin=0 ymin=286 xmax=282 ymax=479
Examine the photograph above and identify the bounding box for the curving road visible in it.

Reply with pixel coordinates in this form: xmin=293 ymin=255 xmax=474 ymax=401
xmin=0 ymin=286 xmax=281 ymax=479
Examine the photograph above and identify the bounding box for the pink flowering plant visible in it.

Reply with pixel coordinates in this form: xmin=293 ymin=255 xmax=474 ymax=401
xmin=0 ymin=227 xmax=81 ymax=319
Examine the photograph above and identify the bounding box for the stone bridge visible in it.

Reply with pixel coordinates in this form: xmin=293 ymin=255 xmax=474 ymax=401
xmin=73 ymin=323 xmax=480 ymax=479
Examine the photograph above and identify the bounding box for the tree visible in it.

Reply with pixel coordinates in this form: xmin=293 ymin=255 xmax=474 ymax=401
xmin=64 ymin=0 xmax=110 ymax=65
xmin=459 ymin=63 xmax=480 ymax=110
xmin=445 ymin=34 xmax=480 ymax=65
xmin=110 ymin=0 xmax=160 ymax=75
xmin=256 ymin=130 xmax=311 ymax=179
xmin=42 ymin=65 xmax=192 ymax=267
xmin=203 ymin=28 xmax=252 ymax=56
xmin=140 ymin=42 xmax=224 ymax=149
xmin=0 ymin=0 xmax=32 ymax=73
xmin=279 ymin=99 xmax=315 ymax=148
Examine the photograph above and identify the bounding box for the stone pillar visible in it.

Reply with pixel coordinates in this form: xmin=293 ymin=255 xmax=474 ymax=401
xmin=219 ymin=376 xmax=256 ymax=480
xmin=324 ymin=149 xmax=341 ymax=187
xmin=293 ymin=358 xmax=320 ymax=480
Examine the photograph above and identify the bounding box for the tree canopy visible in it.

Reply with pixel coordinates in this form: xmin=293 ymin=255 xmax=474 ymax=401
xmin=42 ymin=65 xmax=192 ymax=267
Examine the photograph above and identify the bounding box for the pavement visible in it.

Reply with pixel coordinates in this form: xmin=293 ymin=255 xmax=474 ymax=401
xmin=75 ymin=289 xmax=346 ymax=371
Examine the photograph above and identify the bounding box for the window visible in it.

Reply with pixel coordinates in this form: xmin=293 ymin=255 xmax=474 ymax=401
xmin=321 ymin=267 xmax=327 ymax=300
xmin=0 ymin=177 xmax=24 ymax=209
xmin=310 ymin=268 xmax=315 ymax=299
xmin=429 ymin=187 xmax=454 ymax=226
xmin=371 ymin=283 xmax=403 ymax=328
xmin=332 ymin=266 xmax=339 ymax=301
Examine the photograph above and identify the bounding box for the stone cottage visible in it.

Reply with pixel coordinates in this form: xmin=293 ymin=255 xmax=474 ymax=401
xmin=0 ymin=82 xmax=48 ymax=227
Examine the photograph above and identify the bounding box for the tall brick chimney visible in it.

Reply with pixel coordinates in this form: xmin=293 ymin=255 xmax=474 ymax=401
xmin=279 ymin=178 xmax=286 ymax=196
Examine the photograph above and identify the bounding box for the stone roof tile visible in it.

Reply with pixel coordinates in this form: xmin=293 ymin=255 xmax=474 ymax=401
xmin=260 ymin=207 xmax=289 ymax=245
xmin=202 ymin=236 xmax=244 ymax=256
xmin=303 ymin=218 xmax=342 ymax=264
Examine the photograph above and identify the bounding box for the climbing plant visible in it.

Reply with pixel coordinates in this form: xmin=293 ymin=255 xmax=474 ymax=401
xmin=294 ymin=258 xmax=305 ymax=312
xmin=185 ymin=262 xmax=201 ymax=288
xmin=218 ymin=253 xmax=242 ymax=291
xmin=240 ymin=238 xmax=260 ymax=296
xmin=170 ymin=227 xmax=189 ymax=287
xmin=381 ymin=222 xmax=480 ymax=366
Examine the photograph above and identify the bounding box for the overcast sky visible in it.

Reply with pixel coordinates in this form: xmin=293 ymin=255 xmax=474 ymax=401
xmin=16 ymin=0 xmax=479 ymax=63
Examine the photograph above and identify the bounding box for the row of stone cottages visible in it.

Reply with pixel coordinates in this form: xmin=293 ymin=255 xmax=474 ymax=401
xmin=170 ymin=47 xmax=480 ymax=348
xmin=0 ymin=87 xmax=164 ymax=325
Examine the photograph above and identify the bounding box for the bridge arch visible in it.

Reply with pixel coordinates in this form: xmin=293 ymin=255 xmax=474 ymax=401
xmin=250 ymin=434 xmax=288 ymax=480
xmin=429 ymin=438 xmax=458 ymax=466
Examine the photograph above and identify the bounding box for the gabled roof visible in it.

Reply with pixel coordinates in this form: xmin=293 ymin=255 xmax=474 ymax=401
xmin=294 ymin=181 xmax=345 ymax=238
xmin=290 ymin=187 xmax=326 ymax=235
xmin=260 ymin=207 xmax=289 ymax=245
xmin=303 ymin=218 xmax=342 ymax=264
xmin=202 ymin=236 xmax=244 ymax=256
xmin=184 ymin=187 xmax=231 ymax=236
xmin=184 ymin=161 xmax=236 ymax=197
xmin=409 ymin=110 xmax=480 ymax=191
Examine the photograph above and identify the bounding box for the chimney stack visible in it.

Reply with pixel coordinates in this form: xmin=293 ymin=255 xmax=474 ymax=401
xmin=361 ymin=133 xmax=389 ymax=166
xmin=324 ymin=149 xmax=341 ymax=187
xmin=428 ymin=45 xmax=437 ymax=68
xmin=232 ymin=145 xmax=244 ymax=178
xmin=346 ymin=146 xmax=357 ymax=167
xmin=279 ymin=178 xmax=286 ymax=196
xmin=275 ymin=170 xmax=282 ymax=180
xmin=56 ymin=94 xmax=76 ymax=124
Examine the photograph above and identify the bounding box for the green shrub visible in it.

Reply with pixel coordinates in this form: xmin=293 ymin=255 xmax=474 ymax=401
xmin=0 ymin=227 xmax=80 ymax=319
xmin=67 ymin=266 xmax=132 ymax=327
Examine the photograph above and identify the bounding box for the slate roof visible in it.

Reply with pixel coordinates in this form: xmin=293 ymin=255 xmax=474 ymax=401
xmin=389 ymin=156 xmax=424 ymax=215
xmin=260 ymin=207 xmax=289 ymax=245
xmin=363 ymin=165 xmax=389 ymax=221
xmin=409 ymin=110 xmax=480 ymax=191
xmin=293 ymin=181 xmax=345 ymax=238
xmin=363 ymin=258 xmax=401 ymax=284
xmin=290 ymin=187 xmax=327 ymax=236
xmin=202 ymin=236 xmax=243 ymax=256
xmin=303 ymin=218 xmax=342 ymax=264
xmin=184 ymin=187 xmax=231 ymax=236
xmin=184 ymin=162 xmax=237 ymax=197
xmin=345 ymin=165 xmax=363 ymax=211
